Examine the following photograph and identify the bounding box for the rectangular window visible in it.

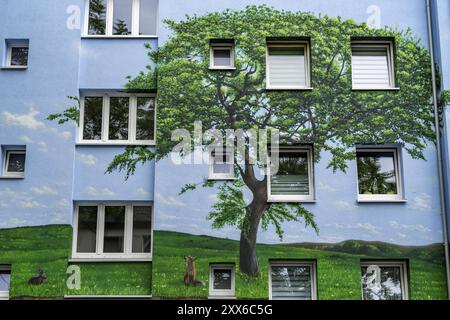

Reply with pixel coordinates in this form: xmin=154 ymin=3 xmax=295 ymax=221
xmin=268 ymin=147 xmax=314 ymax=202
xmin=73 ymin=203 xmax=153 ymax=260
xmin=209 ymin=264 xmax=235 ymax=298
xmin=4 ymin=40 xmax=29 ymax=68
xmin=210 ymin=42 xmax=235 ymax=69
xmin=351 ymin=41 xmax=396 ymax=89
xmin=356 ymin=147 xmax=403 ymax=201
xmin=269 ymin=261 xmax=316 ymax=300
xmin=86 ymin=0 xmax=158 ymax=36
xmin=361 ymin=261 xmax=408 ymax=300
xmin=209 ymin=149 xmax=234 ymax=180
xmin=266 ymin=42 xmax=310 ymax=89
xmin=0 ymin=266 xmax=11 ymax=300
xmin=3 ymin=150 xmax=26 ymax=178
xmin=80 ymin=94 xmax=155 ymax=145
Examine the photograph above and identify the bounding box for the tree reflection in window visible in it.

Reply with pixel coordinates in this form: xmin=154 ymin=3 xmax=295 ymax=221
xmin=88 ymin=0 xmax=107 ymax=35
xmin=357 ymin=151 xmax=397 ymax=195
xmin=361 ymin=265 xmax=404 ymax=300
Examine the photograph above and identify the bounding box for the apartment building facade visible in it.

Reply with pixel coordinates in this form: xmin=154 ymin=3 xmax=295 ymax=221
xmin=0 ymin=0 xmax=450 ymax=300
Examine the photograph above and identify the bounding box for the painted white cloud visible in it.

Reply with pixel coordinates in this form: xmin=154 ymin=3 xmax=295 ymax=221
xmin=389 ymin=220 xmax=431 ymax=233
xmin=317 ymin=181 xmax=337 ymax=193
xmin=31 ymin=185 xmax=58 ymax=195
xmin=327 ymin=222 xmax=380 ymax=234
xmin=156 ymin=192 xmax=185 ymax=207
xmin=61 ymin=131 xmax=72 ymax=140
xmin=2 ymin=107 xmax=46 ymax=130
xmin=18 ymin=200 xmax=46 ymax=209
xmin=37 ymin=141 xmax=48 ymax=152
xmin=19 ymin=135 xmax=34 ymax=144
xmin=409 ymin=193 xmax=432 ymax=212
xmin=54 ymin=198 xmax=71 ymax=208
xmin=333 ymin=200 xmax=356 ymax=211
xmin=136 ymin=188 xmax=150 ymax=196
xmin=85 ymin=186 xmax=115 ymax=196
xmin=78 ymin=153 xmax=98 ymax=166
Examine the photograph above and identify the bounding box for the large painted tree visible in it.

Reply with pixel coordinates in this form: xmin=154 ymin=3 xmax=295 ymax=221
xmin=51 ymin=6 xmax=435 ymax=276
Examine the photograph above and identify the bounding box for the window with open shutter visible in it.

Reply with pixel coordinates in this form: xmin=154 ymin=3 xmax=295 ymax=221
xmin=266 ymin=43 xmax=310 ymax=89
xmin=351 ymin=42 xmax=395 ymax=89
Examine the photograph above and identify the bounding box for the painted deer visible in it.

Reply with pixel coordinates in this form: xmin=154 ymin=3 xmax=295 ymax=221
xmin=183 ymin=256 xmax=205 ymax=287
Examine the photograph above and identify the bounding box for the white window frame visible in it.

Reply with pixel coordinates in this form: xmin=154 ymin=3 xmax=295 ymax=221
xmin=209 ymin=43 xmax=235 ymax=70
xmin=3 ymin=150 xmax=26 ymax=178
xmin=356 ymin=147 xmax=403 ymax=202
xmin=351 ymin=41 xmax=397 ymax=90
xmin=5 ymin=43 xmax=28 ymax=68
xmin=208 ymin=149 xmax=235 ymax=180
xmin=361 ymin=261 xmax=409 ymax=300
xmin=0 ymin=266 xmax=11 ymax=300
xmin=267 ymin=146 xmax=314 ymax=203
xmin=71 ymin=203 xmax=153 ymax=261
xmin=78 ymin=93 xmax=156 ymax=145
xmin=269 ymin=260 xmax=317 ymax=300
xmin=83 ymin=0 xmax=157 ymax=37
xmin=208 ymin=264 xmax=236 ymax=299
xmin=266 ymin=42 xmax=311 ymax=90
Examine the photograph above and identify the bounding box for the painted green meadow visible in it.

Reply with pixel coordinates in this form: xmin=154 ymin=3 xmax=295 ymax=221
xmin=0 ymin=225 xmax=447 ymax=299
xmin=152 ymin=231 xmax=448 ymax=300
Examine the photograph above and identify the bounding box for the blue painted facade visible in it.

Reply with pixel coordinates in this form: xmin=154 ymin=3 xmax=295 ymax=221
xmin=0 ymin=0 xmax=450 ymax=299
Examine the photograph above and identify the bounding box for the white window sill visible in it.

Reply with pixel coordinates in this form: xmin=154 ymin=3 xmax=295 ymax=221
xmin=0 ymin=175 xmax=24 ymax=179
xmin=76 ymin=141 xmax=155 ymax=147
xmin=208 ymin=295 xmax=236 ymax=300
xmin=81 ymin=35 xmax=157 ymax=39
xmin=267 ymin=197 xmax=315 ymax=203
xmin=209 ymin=66 xmax=236 ymax=71
xmin=1 ymin=66 xmax=27 ymax=70
xmin=208 ymin=176 xmax=236 ymax=181
xmin=357 ymin=197 xmax=407 ymax=203
xmin=352 ymin=87 xmax=400 ymax=91
xmin=266 ymin=86 xmax=313 ymax=91
xmin=69 ymin=257 xmax=152 ymax=262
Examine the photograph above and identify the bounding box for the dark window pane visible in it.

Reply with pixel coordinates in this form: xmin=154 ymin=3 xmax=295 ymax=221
xmin=77 ymin=206 xmax=97 ymax=253
xmin=271 ymin=152 xmax=309 ymax=195
xmin=213 ymin=269 xmax=232 ymax=290
xmin=213 ymin=49 xmax=231 ymax=66
xmin=357 ymin=151 xmax=398 ymax=195
xmin=103 ymin=206 xmax=125 ymax=253
xmin=139 ymin=0 xmax=158 ymax=35
xmin=136 ymin=97 xmax=155 ymax=141
xmin=88 ymin=0 xmax=107 ymax=35
xmin=271 ymin=265 xmax=312 ymax=300
xmin=7 ymin=152 xmax=25 ymax=173
xmin=132 ymin=206 xmax=152 ymax=253
xmin=361 ymin=265 xmax=404 ymax=300
xmin=10 ymin=47 xmax=28 ymax=66
xmin=0 ymin=270 xmax=11 ymax=292
xmin=113 ymin=0 xmax=132 ymax=35
xmin=109 ymin=97 xmax=129 ymax=140
xmin=83 ymin=97 xmax=103 ymax=140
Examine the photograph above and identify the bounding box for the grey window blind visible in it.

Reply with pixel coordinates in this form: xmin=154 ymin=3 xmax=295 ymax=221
xmin=268 ymin=46 xmax=306 ymax=87
xmin=270 ymin=152 xmax=309 ymax=195
xmin=271 ymin=265 xmax=312 ymax=299
xmin=352 ymin=46 xmax=391 ymax=88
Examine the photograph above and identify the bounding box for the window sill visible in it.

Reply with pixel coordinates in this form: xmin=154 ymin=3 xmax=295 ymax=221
xmin=76 ymin=141 xmax=155 ymax=147
xmin=81 ymin=35 xmax=157 ymax=39
xmin=0 ymin=175 xmax=24 ymax=179
xmin=357 ymin=198 xmax=407 ymax=203
xmin=64 ymin=295 xmax=152 ymax=300
xmin=352 ymin=87 xmax=400 ymax=91
xmin=208 ymin=295 xmax=236 ymax=300
xmin=267 ymin=197 xmax=315 ymax=203
xmin=1 ymin=66 xmax=27 ymax=70
xmin=69 ymin=257 xmax=152 ymax=262
xmin=208 ymin=176 xmax=236 ymax=181
xmin=209 ymin=67 xmax=236 ymax=71
xmin=266 ymin=86 xmax=313 ymax=91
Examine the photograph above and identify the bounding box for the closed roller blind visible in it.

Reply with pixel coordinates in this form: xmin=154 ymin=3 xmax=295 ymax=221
xmin=270 ymin=151 xmax=309 ymax=195
xmin=271 ymin=265 xmax=312 ymax=300
xmin=268 ymin=46 xmax=306 ymax=87
xmin=352 ymin=46 xmax=391 ymax=89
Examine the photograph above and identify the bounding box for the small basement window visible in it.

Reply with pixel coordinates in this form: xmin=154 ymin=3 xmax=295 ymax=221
xmin=3 ymin=150 xmax=26 ymax=178
xmin=0 ymin=266 xmax=11 ymax=300
xmin=4 ymin=39 xmax=29 ymax=69
xmin=210 ymin=42 xmax=235 ymax=70
xmin=209 ymin=149 xmax=234 ymax=180
xmin=209 ymin=264 xmax=235 ymax=299
xmin=361 ymin=261 xmax=408 ymax=300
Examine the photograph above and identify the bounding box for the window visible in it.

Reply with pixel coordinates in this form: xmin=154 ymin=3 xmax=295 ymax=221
xmin=266 ymin=42 xmax=310 ymax=89
xmin=361 ymin=261 xmax=408 ymax=300
xmin=73 ymin=203 xmax=153 ymax=260
xmin=85 ymin=0 xmax=158 ymax=36
xmin=0 ymin=266 xmax=11 ymax=300
xmin=356 ymin=147 xmax=403 ymax=201
xmin=209 ymin=42 xmax=235 ymax=69
xmin=267 ymin=147 xmax=314 ymax=202
xmin=4 ymin=40 xmax=29 ymax=68
xmin=351 ymin=41 xmax=396 ymax=89
xmin=209 ymin=264 xmax=235 ymax=299
xmin=80 ymin=94 xmax=155 ymax=144
xmin=269 ymin=261 xmax=316 ymax=300
xmin=3 ymin=150 xmax=26 ymax=178
xmin=209 ymin=149 xmax=234 ymax=180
